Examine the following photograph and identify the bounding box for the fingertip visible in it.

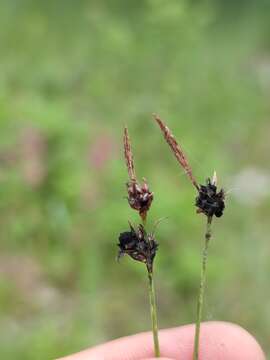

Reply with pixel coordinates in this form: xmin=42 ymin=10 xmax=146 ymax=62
xmin=160 ymin=321 xmax=265 ymax=360
xmin=143 ymin=358 xmax=174 ymax=360
xmin=210 ymin=322 xmax=266 ymax=360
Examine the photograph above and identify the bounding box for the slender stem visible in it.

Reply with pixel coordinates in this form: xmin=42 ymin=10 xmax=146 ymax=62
xmin=143 ymin=214 xmax=160 ymax=356
xmin=147 ymin=269 xmax=160 ymax=357
xmin=142 ymin=217 xmax=146 ymax=228
xmin=193 ymin=216 xmax=212 ymax=360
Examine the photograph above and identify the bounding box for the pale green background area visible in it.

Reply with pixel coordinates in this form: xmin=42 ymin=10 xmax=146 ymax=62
xmin=0 ymin=1 xmax=269 ymax=358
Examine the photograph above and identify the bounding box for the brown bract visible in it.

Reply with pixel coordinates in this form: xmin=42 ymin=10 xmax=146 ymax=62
xmin=153 ymin=114 xmax=199 ymax=191
xmin=124 ymin=126 xmax=136 ymax=182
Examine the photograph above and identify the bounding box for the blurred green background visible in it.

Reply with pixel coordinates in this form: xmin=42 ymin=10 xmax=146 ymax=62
xmin=0 ymin=0 xmax=270 ymax=358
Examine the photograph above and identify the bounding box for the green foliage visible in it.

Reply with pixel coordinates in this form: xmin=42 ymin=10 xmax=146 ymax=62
xmin=0 ymin=0 xmax=269 ymax=358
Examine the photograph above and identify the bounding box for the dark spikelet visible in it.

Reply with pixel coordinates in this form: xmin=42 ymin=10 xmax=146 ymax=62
xmin=118 ymin=223 xmax=158 ymax=273
xmin=153 ymin=114 xmax=199 ymax=190
xmin=124 ymin=126 xmax=136 ymax=182
xmin=195 ymin=178 xmax=225 ymax=218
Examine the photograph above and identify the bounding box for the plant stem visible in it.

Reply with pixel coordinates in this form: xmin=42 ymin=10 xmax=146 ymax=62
xmin=143 ymin=214 xmax=160 ymax=357
xmin=148 ymin=269 xmax=160 ymax=357
xmin=193 ymin=216 xmax=212 ymax=360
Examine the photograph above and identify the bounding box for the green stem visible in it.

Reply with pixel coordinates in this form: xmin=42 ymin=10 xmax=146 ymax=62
xmin=142 ymin=213 xmax=160 ymax=356
xmin=148 ymin=269 xmax=160 ymax=357
xmin=193 ymin=216 xmax=212 ymax=360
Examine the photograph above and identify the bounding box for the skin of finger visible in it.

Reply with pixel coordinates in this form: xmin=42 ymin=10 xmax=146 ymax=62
xmin=58 ymin=321 xmax=265 ymax=360
xmin=143 ymin=358 xmax=174 ymax=360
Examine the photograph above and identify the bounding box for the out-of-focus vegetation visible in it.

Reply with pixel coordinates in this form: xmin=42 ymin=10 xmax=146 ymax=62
xmin=0 ymin=0 xmax=270 ymax=358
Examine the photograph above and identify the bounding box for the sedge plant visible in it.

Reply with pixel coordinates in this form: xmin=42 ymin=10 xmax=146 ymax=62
xmin=153 ymin=114 xmax=225 ymax=360
xmin=117 ymin=127 xmax=160 ymax=357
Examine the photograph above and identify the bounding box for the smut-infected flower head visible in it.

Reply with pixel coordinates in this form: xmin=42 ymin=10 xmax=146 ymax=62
xmin=124 ymin=126 xmax=153 ymax=220
xmin=153 ymin=115 xmax=226 ymax=219
xmin=196 ymin=176 xmax=225 ymax=218
xmin=118 ymin=223 xmax=158 ymax=273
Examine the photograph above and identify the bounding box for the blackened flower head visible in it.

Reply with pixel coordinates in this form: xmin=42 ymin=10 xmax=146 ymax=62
xmin=195 ymin=178 xmax=225 ymax=218
xmin=118 ymin=223 xmax=158 ymax=272
xmin=127 ymin=179 xmax=154 ymax=220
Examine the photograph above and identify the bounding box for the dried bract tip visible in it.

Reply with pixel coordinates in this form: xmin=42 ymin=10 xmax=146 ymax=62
xmin=212 ymin=170 xmax=217 ymax=186
xmin=127 ymin=179 xmax=154 ymax=221
xmin=153 ymin=114 xmax=199 ymax=190
xmin=118 ymin=223 xmax=158 ymax=273
xmin=124 ymin=126 xmax=136 ymax=182
xmin=195 ymin=178 xmax=225 ymax=218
